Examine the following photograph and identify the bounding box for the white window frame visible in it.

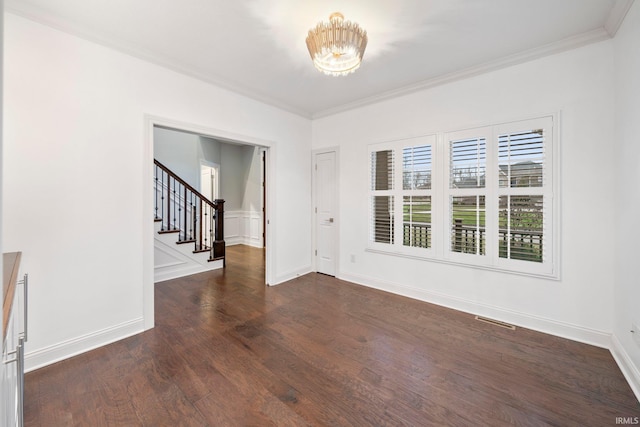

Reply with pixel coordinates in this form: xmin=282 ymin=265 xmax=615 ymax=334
xmin=368 ymin=135 xmax=437 ymax=257
xmin=443 ymin=126 xmax=493 ymax=268
xmin=367 ymin=114 xmax=559 ymax=279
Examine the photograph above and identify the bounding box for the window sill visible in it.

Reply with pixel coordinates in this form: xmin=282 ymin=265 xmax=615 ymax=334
xmin=364 ymin=247 xmax=559 ymax=281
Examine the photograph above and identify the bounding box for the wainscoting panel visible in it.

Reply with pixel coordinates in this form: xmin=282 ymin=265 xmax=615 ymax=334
xmin=225 ymin=211 xmax=263 ymax=247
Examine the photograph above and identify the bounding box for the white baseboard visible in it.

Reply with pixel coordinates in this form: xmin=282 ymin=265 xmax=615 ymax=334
xmin=272 ymin=266 xmax=313 ymax=286
xmin=610 ymin=335 xmax=640 ymax=402
xmin=24 ymin=317 xmax=144 ymax=372
xmin=226 ymin=237 xmax=263 ymax=248
xmin=339 ymin=272 xmax=611 ymax=349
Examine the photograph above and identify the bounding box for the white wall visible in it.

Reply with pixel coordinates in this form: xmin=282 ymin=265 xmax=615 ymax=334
xmin=219 ymin=143 xmax=247 ymax=211
xmin=200 ymin=136 xmax=221 ymax=167
xmin=612 ymin=1 xmax=640 ymax=399
xmin=3 ymin=13 xmax=312 ymax=370
xmin=154 ymin=127 xmax=200 ymax=188
xmin=313 ymin=40 xmax=617 ymax=346
xmin=241 ymin=145 xmax=262 ymax=213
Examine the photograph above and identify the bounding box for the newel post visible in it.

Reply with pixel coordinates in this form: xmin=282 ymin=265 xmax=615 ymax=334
xmin=214 ymin=199 xmax=226 ymax=265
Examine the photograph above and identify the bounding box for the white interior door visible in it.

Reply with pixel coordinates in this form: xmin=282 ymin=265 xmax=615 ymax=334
xmin=315 ymin=151 xmax=337 ymax=276
xmin=200 ymin=164 xmax=218 ymax=202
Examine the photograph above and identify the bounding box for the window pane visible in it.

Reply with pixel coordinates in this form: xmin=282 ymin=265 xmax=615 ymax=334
xmin=499 ymin=195 xmax=543 ymax=262
xmin=371 ymin=196 xmax=394 ymax=244
xmin=451 ymin=196 xmax=485 ymax=255
xmin=403 ymin=145 xmax=431 ymax=190
xmin=403 ymin=196 xmax=431 ymax=248
xmin=371 ymin=150 xmax=394 ymax=191
xmin=498 ymin=129 xmax=544 ymax=188
xmin=450 ymin=137 xmax=486 ymax=189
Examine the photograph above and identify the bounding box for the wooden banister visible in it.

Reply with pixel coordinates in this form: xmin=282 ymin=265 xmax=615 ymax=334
xmin=154 ymin=159 xmax=225 ymax=263
xmin=153 ymin=159 xmax=217 ymax=209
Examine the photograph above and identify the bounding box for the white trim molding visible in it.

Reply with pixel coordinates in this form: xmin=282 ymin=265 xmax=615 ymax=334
xmin=7 ymin=1 xmax=631 ymax=120
xmin=610 ymin=335 xmax=640 ymax=402
xmin=24 ymin=318 xmax=144 ymax=372
xmin=313 ymin=29 xmax=610 ymax=118
xmin=605 ymin=0 xmax=636 ymax=36
xmin=4 ymin=4 xmax=310 ymax=118
xmin=144 ymin=114 xmax=278 ymax=310
xmin=339 ymin=272 xmax=611 ymax=349
xmin=271 ymin=266 xmax=313 ymax=286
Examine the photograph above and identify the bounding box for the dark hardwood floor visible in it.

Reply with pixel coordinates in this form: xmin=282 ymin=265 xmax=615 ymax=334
xmin=25 ymin=245 xmax=639 ymax=426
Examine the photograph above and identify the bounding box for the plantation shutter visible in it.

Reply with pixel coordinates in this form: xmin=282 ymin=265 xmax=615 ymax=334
xmin=446 ymin=131 xmax=489 ymax=258
xmin=402 ymin=144 xmax=432 ymax=248
xmin=367 ymin=116 xmax=555 ymax=277
xmin=450 ymin=137 xmax=486 ymax=189
xmin=370 ymin=150 xmax=394 ymax=244
xmin=403 ymin=145 xmax=431 ymax=190
xmin=496 ymin=118 xmax=551 ymax=266
xmin=498 ymin=129 xmax=544 ymax=188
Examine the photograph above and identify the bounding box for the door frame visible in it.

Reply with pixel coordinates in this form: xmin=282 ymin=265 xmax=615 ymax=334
xmin=312 ymin=147 xmax=340 ymax=275
xmin=143 ymin=114 xmax=276 ymax=330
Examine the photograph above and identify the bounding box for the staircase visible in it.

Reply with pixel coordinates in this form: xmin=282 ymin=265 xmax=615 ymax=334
xmin=153 ymin=159 xmax=225 ymax=282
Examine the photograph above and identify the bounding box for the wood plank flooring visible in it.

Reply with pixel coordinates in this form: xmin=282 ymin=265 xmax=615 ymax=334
xmin=25 ymin=245 xmax=640 ymax=426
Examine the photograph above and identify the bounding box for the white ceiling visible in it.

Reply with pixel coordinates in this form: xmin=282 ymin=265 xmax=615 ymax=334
xmin=5 ymin=0 xmax=634 ymax=118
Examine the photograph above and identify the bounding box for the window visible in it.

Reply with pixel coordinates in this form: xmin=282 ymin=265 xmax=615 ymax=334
xmin=370 ymin=149 xmax=394 ymax=244
xmin=447 ymin=131 xmax=489 ymax=259
xmin=368 ymin=115 xmax=557 ymax=278
xmin=369 ymin=136 xmax=435 ymax=254
xmin=495 ymin=121 xmax=548 ymax=268
xmin=403 ymin=145 xmax=432 ymax=249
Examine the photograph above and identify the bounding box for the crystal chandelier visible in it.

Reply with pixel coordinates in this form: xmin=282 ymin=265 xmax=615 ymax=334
xmin=305 ymin=12 xmax=368 ymax=77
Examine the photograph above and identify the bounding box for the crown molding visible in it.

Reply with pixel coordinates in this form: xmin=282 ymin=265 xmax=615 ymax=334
xmin=4 ymin=3 xmax=313 ymax=119
xmin=6 ymin=0 xmax=630 ymax=121
xmin=312 ymin=27 xmax=611 ymax=119
xmin=605 ymin=0 xmax=635 ymax=36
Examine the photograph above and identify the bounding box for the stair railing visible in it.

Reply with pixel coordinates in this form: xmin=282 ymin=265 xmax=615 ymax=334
xmin=154 ymin=159 xmax=225 ymax=263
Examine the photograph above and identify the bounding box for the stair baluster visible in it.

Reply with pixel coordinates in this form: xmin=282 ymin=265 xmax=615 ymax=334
xmin=153 ymin=159 xmax=225 ymax=263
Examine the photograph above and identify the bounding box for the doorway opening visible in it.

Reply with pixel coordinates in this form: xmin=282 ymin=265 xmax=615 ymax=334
xmin=144 ymin=116 xmax=274 ymax=330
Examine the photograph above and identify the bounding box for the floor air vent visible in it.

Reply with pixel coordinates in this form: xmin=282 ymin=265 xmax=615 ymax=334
xmin=475 ymin=316 xmax=516 ymax=330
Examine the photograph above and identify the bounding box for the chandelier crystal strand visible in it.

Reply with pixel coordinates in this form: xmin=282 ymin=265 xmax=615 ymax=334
xmin=306 ymin=12 xmax=368 ymax=76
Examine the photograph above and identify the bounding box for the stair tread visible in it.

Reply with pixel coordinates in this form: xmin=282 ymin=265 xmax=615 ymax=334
xmin=158 ymin=229 xmax=180 ymax=234
xmin=176 ymin=239 xmax=196 ymax=245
